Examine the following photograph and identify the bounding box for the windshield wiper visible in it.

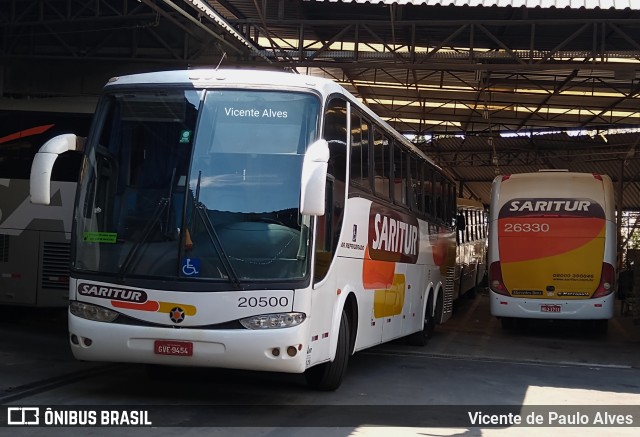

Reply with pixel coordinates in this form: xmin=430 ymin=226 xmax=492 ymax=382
xmin=193 ymin=204 xmax=242 ymax=290
xmin=119 ymin=168 xmax=182 ymax=277
xmin=118 ymin=198 xmax=168 ymax=276
xmin=193 ymin=170 xmax=242 ymax=290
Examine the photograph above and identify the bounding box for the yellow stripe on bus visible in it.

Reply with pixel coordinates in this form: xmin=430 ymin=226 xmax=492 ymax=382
xmin=502 ymin=237 xmax=604 ymax=298
xmin=374 ymin=273 xmax=406 ymax=318
xmin=157 ymin=301 xmax=197 ymax=316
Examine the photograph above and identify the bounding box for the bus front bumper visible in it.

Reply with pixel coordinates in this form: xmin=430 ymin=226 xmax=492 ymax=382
xmin=68 ymin=312 xmax=309 ymax=373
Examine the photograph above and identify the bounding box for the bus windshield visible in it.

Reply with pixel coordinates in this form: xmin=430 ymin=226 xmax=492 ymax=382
xmin=73 ymin=88 xmax=320 ymax=283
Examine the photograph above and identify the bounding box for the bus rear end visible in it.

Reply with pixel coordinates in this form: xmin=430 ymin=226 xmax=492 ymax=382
xmin=488 ymin=171 xmax=616 ymax=329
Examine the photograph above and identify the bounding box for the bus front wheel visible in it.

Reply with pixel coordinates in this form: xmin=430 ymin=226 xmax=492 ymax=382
xmin=146 ymin=364 xmax=171 ymax=380
xmin=304 ymin=310 xmax=350 ymax=391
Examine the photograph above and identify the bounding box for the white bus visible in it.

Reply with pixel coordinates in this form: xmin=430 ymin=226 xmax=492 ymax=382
xmin=30 ymin=69 xmax=457 ymax=390
xmin=488 ymin=170 xmax=617 ymax=334
xmin=0 ymin=110 xmax=91 ymax=306
xmin=454 ymin=198 xmax=487 ymax=299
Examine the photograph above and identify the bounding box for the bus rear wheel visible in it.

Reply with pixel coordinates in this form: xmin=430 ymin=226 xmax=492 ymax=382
xmin=589 ymin=319 xmax=609 ymax=336
xmin=500 ymin=317 xmax=518 ymax=330
xmin=407 ymin=296 xmax=435 ymax=346
xmin=304 ymin=310 xmax=350 ymax=391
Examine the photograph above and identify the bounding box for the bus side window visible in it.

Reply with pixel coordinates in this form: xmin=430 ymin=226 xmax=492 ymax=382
xmin=470 ymin=210 xmax=475 ymax=241
xmin=393 ymin=143 xmax=407 ymax=206
xmin=456 ymin=210 xmax=466 ymax=244
xmin=372 ymin=127 xmax=390 ymax=199
xmin=424 ymin=165 xmax=434 ymax=217
xmin=434 ymin=175 xmax=443 ymax=222
xmin=449 ymin=183 xmax=456 ymax=226
xmin=483 ymin=210 xmax=488 ymax=238
xmin=315 ymin=98 xmax=347 ymax=283
xmin=324 ymin=100 xmax=347 ymax=184
xmin=409 ymin=155 xmax=423 ymax=213
xmin=349 ymin=111 xmax=370 ymax=190
xmin=465 ymin=209 xmax=471 ymax=242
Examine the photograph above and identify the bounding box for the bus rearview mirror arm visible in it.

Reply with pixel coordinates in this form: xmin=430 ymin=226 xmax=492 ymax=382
xmin=300 ymin=139 xmax=329 ymax=216
xmin=30 ymin=134 xmax=84 ymax=205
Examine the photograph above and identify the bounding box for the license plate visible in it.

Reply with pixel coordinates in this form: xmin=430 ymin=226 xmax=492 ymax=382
xmin=154 ymin=340 xmax=193 ymax=356
xmin=541 ymin=304 xmax=561 ymax=313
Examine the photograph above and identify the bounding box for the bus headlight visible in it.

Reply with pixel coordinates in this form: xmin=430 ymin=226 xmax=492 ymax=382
xmin=240 ymin=312 xmax=306 ymax=329
xmin=70 ymin=301 xmax=119 ymax=323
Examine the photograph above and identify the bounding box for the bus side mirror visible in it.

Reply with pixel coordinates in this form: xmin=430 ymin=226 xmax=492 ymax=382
xmin=456 ymin=213 xmax=466 ymax=231
xmin=300 ymin=139 xmax=329 ymax=216
xmin=30 ymin=134 xmax=81 ymax=205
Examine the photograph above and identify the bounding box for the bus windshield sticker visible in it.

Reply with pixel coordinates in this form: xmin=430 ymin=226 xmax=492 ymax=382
xmin=82 ymin=232 xmax=117 ymax=243
xmin=181 ymin=258 xmax=201 ymax=277
xmin=179 ymin=130 xmax=192 ymax=143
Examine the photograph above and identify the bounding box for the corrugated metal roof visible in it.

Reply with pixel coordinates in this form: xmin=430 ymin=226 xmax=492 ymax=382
xmin=311 ymin=0 xmax=638 ymax=10
xmin=422 ymin=132 xmax=640 ymax=209
xmin=207 ymin=0 xmax=640 ymax=136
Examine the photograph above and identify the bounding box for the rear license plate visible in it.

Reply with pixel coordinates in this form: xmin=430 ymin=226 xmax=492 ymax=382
xmin=154 ymin=340 xmax=193 ymax=356
xmin=541 ymin=304 xmax=561 ymax=313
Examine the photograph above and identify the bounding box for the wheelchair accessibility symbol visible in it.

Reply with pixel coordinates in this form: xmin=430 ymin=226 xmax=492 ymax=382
xmin=181 ymin=258 xmax=201 ymax=277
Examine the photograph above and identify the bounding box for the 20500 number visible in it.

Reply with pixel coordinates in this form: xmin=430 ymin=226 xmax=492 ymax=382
xmin=504 ymin=223 xmax=550 ymax=232
xmin=238 ymin=296 xmax=289 ymax=308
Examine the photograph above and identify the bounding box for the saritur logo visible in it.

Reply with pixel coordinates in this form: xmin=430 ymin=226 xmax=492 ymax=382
xmin=368 ymin=205 xmax=419 ymax=264
xmin=508 ymin=199 xmax=591 ymax=212
xmin=500 ymin=198 xmax=605 ymax=219
xmin=78 ymin=283 xmax=148 ymax=303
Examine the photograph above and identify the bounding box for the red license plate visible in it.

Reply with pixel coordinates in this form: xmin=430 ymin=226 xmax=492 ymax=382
xmin=541 ymin=304 xmax=562 ymax=313
xmin=154 ymin=340 xmax=193 ymax=356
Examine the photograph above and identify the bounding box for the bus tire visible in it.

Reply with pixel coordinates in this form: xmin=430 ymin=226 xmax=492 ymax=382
xmin=304 ymin=310 xmax=350 ymax=391
xmin=466 ymin=267 xmax=480 ymax=299
xmin=591 ymin=319 xmax=609 ymax=336
xmin=500 ymin=317 xmax=517 ymax=330
xmin=466 ymin=282 xmax=477 ymax=299
xmin=145 ymin=364 xmax=170 ymax=380
xmin=407 ymin=295 xmax=435 ymax=346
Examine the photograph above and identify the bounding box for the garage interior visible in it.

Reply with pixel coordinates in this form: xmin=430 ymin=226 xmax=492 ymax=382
xmin=1 ymin=0 xmax=640 ymax=264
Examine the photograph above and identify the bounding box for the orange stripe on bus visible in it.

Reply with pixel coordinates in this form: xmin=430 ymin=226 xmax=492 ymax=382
xmin=498 ymin=218 xmax=605 ymax=263
xmin=0 ymin=124 xmax=55 ymax=144
xmin=363 ymin=247 xmax=395 ymax=289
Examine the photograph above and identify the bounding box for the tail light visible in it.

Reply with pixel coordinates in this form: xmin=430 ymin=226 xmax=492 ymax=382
xmin=489 ymin=261 xmax=509 ymax=296
xmin=592 ymin=262 xmax=615 ymax=298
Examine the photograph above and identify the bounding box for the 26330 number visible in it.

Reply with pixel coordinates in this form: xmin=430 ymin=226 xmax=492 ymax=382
xmin=504 ymin=223 xmax=550 ymax=232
